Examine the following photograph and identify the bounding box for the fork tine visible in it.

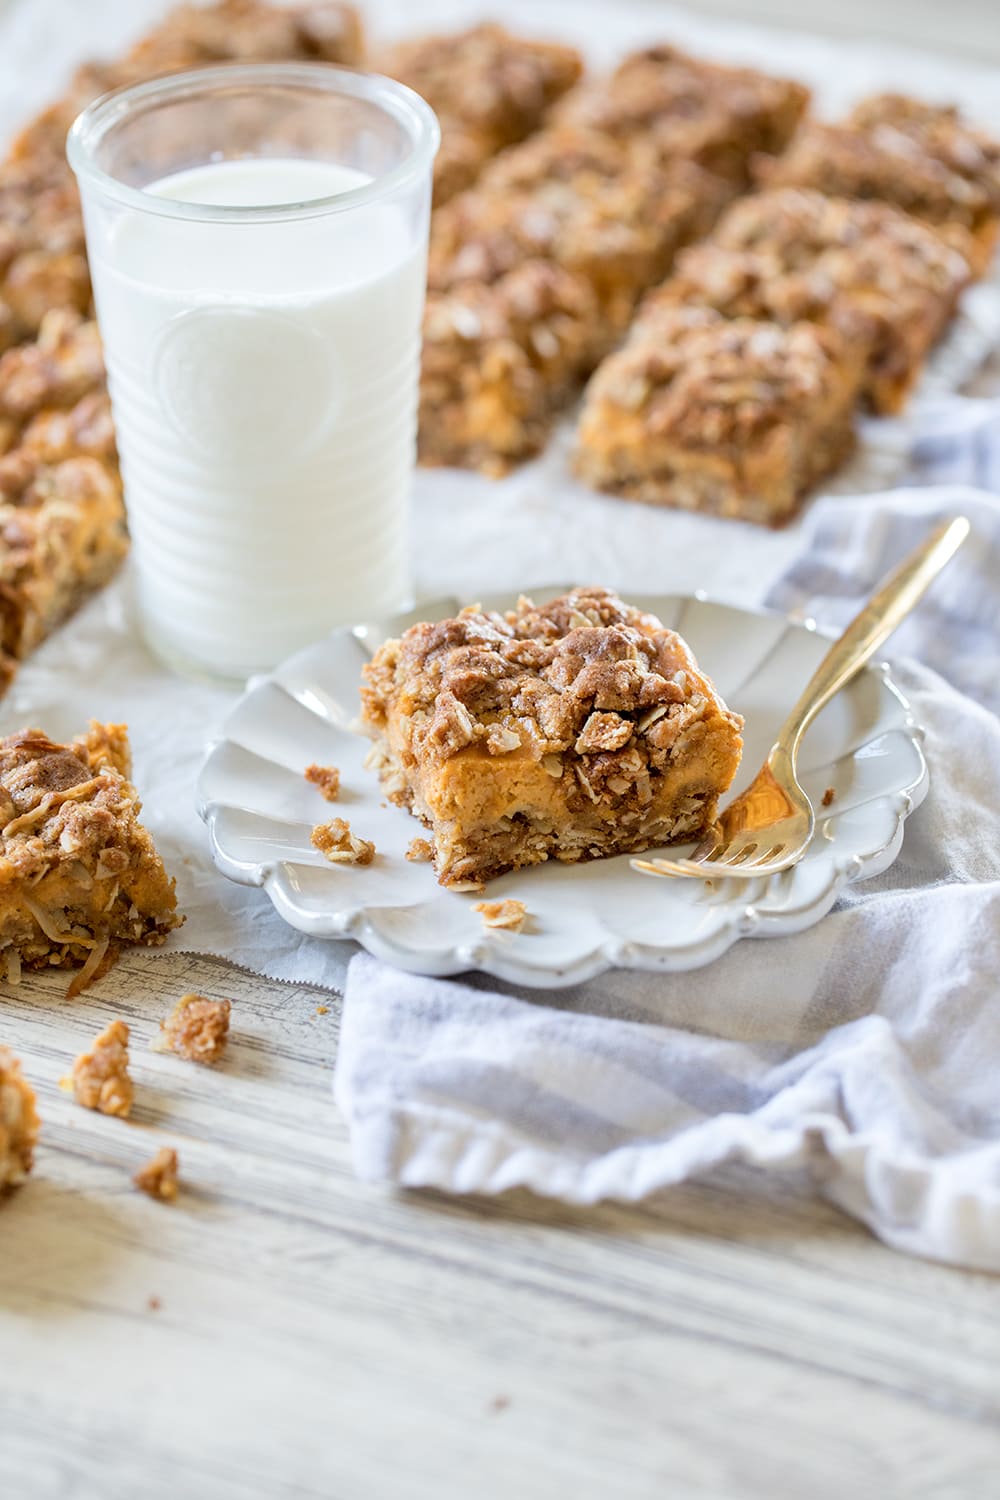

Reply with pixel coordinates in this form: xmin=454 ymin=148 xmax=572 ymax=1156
xmin=631 ymin=857 xmax=706 ymax=879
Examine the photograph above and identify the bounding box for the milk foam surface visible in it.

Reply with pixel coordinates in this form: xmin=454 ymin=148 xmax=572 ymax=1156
xmin=88 ymin=157 xmax=425 ymax=677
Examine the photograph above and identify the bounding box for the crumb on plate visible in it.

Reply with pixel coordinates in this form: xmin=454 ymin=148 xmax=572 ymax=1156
xmin=475 ymin=898 xmax=529 ymax=932
xmin=406 ymin=837 xmax=435 ymax=863
xmin=304 ymin=763 xmax=341 ymax=801
xmin=311 ymin=818 xmax=375 ymax=865
xmin=821 ymin=786 xmax=836 ymax=807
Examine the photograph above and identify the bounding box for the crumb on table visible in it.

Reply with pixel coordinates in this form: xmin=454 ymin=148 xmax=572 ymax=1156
xmin=406 ymin=837 xmax=435 ymax=863
xmin=304 ymin=763 xmax=341 ymax=802
xmin=821 ymin=786 xmax=836 ymax=807
xmin=475 ymin=899 xmax=529 ymax=933
xmin=160 ymin=993 xmax=231 ymax=1064
xmin=311 ymin=818 xmax=375 ymax=866
xmin=315 ymin=1005 xmax=329 ymax=1016
xmin=0 ymin=1045 xmax=40 ymax=1191
xmin=64 ymin=1018 xmax=134 ymax=1117
xmin=133 ymin=1146 xmax=178 ymax=1202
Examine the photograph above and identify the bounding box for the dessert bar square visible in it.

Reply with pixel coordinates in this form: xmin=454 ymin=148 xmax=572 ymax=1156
xmin=764 ymin=105 xmax=1000 ymax=273
xmin=379 ymin=24 xmax=583 ymax=205
xmin=575 ymin=307 xmax=863 ymax=524
xmin=0 ymin=450 xmax=126 ymax=683
xmin=8 ymin=2 xmax=365 ymax=172
xmin=360 ymin=586 xmax=743 ymax=889
xmin=419 ymin=263 xmax=603 ymax=475
xmin=429 ymin=130 xmax=733 ymax=332
xmin=420 ymin=130 xmax=734 ymax=473
xmin=0 ymin=722 xmax=182 ymax=993
xmin=653 ymin=188 xmax=973 ymax=413
xmin=554 ymin=44 xmax=808 ymax=183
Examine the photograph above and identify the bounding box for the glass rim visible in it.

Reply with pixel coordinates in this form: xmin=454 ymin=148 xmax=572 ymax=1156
xmin=66 ymin=60 xmax=441 ymax=223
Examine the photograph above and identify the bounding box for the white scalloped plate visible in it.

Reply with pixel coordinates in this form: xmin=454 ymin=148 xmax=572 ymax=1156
xmin=197 ymin=591 xmax=927 ymax=988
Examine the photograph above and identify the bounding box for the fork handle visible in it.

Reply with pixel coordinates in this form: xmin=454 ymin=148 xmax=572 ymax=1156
xmin=778 ymin=516 xmax=970 ymax=758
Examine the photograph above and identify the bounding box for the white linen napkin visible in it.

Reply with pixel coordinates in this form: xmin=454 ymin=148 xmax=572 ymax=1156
xmin=334 ymin=487 xmax=1000 ymax=1272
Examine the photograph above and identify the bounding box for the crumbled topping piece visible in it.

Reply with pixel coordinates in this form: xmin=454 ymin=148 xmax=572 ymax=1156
xmin=133 ymin=1146 xmax=179 ymax=1202
xmin=304 ymin=763 xmax=341 ymax=801
xmin=160 ymin=993 xmax=231 ymax=1065
xmin=312 ymin=818 xmax=375 ymax=866
xmin=65 ymin=1019 xmax=134 ymax=1118
xmin=0 ymin=1045 xmax=40 ymax=1191
xmin=406 ymin=837 xmax=435 ymax=863
xmin=475 ymin=899 xmax=529 ymax=932
xmin=821 ymin=786 xmax=836 ymax=807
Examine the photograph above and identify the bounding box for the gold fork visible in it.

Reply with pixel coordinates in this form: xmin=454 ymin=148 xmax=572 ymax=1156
xmin=632 ymin=516 xmax=970 ymax=883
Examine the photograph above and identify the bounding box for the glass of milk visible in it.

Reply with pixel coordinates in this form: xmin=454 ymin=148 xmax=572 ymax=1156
xmin=68 ymin=64 xmax=439 ymax=681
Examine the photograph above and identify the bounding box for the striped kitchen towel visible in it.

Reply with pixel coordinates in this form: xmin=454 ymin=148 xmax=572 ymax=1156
xmin=334 ymin=465 xmax=1000 ymax=1272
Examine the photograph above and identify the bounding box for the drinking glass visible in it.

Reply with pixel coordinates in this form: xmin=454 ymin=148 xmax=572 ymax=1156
xmin=68 ymin=63 xmax=439 ymax=681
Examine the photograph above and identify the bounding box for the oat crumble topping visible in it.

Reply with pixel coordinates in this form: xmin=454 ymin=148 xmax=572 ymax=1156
xmin=475 ymin=899 xmax=529 ymax=932
xmin=160 ymin=993 xmax=231 ymax=1065
xmin=65 ymin=1019 xmax=134 ymax=1118
xmin=0 ymin=1045 xmax=39 ymax=1191
xmin=304 ymin=763 xmax=341 ymax=802
xmin=312 ymin=818 xmax=375 ymax=866
xmin=134 ymin=1146 xmax=179 ymax=1202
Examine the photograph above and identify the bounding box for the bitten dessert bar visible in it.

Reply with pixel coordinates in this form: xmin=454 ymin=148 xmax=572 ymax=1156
xmin=418 ymin=45 xmax=809 ymax=475
xmin=0 ymin=722 xmax=182 ymax=994
xmin=360 ymin=586 xmax=743 ymax=889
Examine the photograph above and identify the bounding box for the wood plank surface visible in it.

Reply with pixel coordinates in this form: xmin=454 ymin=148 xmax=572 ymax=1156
xmin=2 ymin=948 xmax=998 ymax=1499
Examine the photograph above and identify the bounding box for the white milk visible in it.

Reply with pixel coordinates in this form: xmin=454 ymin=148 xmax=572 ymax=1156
xmin=87 ymin=158 xmax=426 ymax=678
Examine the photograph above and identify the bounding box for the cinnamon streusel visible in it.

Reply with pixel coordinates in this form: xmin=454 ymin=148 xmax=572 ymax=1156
xmin=360 ymin=587 xmax=743 ymax=889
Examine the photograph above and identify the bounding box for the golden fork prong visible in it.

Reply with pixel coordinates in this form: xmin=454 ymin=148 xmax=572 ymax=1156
xmin=631 ymin=857 xmax=712 ymax=879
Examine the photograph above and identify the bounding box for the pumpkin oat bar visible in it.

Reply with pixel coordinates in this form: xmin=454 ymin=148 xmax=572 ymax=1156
xmin=553 ymin=44 xmax=808 ymax=184
xmin=650 ymin=189 xmax=973 ymax=413
xmin=419 ymin=261 xmax=603 ymax=476
xmin=361 ymin=587 xmax=742 ymax=890
xmin=420 ymin=131 xmax=733 ymax=474
xmin=575 ymin=307 xmax=863 ymax=525
xmin=430 ymin=131 xmax=734 ymax=334
xmin=0 ymin=723 xmax=182 ymax=994
xmin=764 ymin=99 xmax=1000 ymax=274
xmin=379 ymin=24 xmax=583 ymax=206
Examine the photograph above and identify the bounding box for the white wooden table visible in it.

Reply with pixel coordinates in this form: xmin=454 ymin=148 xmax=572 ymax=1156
xmin=3 ymin=949 xmax=999 ymax=1499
